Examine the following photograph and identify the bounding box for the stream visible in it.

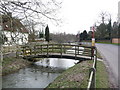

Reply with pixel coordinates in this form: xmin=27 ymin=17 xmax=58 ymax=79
xmin=2 ymin=58 xmax=79 ymax=88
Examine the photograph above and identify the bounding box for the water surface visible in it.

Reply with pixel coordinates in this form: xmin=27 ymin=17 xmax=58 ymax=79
xmin=3 ymin=58 xmax=78 ymax=88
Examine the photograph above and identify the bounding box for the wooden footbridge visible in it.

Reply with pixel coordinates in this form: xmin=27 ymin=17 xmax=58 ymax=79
xmin=21 ymin=43 xmax=97 ymax=88
xmin=21 ymin=43 xmax=96 ymax=61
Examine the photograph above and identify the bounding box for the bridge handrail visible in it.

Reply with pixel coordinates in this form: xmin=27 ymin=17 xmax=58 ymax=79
xmin=21 ymin=44 xmax=92 ymax=48
xmin=21 ymin=44 xmax=93 ymax=59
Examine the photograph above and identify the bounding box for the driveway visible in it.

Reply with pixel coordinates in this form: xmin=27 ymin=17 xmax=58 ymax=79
xmin=96 ymin=43 xmax=119 ymax=88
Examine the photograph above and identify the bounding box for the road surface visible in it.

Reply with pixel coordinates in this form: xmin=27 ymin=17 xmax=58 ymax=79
xmin=96 ymin=43 xmax=119 ymax=88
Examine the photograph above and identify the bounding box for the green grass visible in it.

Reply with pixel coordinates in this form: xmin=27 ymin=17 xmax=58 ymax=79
xmin=47 ymin=60 xmax=93 ymax=88
xmin=97 ymin=51 xmax=103 ymax=59
xmin=96 ymin=61 xmax=109 ymax=88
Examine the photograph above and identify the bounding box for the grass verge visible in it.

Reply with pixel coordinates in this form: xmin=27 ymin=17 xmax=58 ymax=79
xmin=96 ymin=61 xmax=109 ymax=88
xmin=47 ymin=60 xmax=109 ymax=88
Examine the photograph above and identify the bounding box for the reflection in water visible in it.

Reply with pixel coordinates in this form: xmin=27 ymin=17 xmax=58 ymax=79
xmin=35 ymin=58 xmax=78 ymax=69
xmin=2 ymin=58 xmax=79 ymax=88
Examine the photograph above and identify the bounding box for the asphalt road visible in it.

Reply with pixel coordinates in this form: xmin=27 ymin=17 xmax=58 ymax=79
xmin=96 ymin=43 xmax=119 ymax=88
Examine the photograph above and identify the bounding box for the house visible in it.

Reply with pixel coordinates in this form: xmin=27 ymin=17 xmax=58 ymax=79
xmin=0 ymin=13 xmax=28 ymax=45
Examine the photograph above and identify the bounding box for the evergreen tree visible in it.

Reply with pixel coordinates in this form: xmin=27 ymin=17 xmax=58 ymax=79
xmin=96 ymin=23 xmax=107 ymax=39
xmin=45 ymin=25 xmax=50 ymax=42
xmin=107 ymin=19 xmax=112 ymax=40
xmin=82 ymin=30 xmax=88 ymax=40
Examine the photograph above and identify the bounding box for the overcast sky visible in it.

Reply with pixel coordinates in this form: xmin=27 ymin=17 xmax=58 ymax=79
xmin=49 ymin=0 xmax=119 ymax=34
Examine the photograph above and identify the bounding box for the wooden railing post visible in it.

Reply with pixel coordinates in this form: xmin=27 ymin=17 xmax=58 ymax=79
xmin=30 ymin=48 xmax=32 ymax=55
xmin=47 ymin=44 xmax=49 ymax=57
xmin=52 ymin=44 xmax=54 ymax=52
xmin=60 ymin=44 xmax=62 ymax=57
xmin=78 ymin=46 xmax=79 ymax=55
xmin=64 ymin=45 xmax=66 ymax=54
xmin=75 ymin=45 xmax=77 ymax=59
xmin=22 ymin=47 xmax=25 ymax=56
xmin=41 ymin=45 xmax=42 ymax=54
xmin=34 ymin=46 xmax=36 ymax=55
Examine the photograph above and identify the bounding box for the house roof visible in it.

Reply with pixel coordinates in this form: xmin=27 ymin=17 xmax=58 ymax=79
xmin=1 ymin=15 xmax=28 ymax=33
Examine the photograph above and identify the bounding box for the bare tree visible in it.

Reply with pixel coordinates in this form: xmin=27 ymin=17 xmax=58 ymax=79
xmin=0 ymin=0 xmax=62 ymax=23
xmin=0 ymin=0 xmax=62 ymax=45
xmin=96 ymin=11 xmax=111 ymax=25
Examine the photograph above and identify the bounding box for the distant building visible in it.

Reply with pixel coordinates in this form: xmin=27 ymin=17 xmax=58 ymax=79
xmin=0 ymin=13 xmax=28 ymax=45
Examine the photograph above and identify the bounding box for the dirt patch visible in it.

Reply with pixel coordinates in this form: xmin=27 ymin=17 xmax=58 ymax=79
xmin=67 ymin=73 xmax=84 ymax=82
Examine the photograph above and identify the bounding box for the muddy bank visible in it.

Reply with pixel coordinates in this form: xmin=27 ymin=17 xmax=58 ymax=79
xmin=2 ymin=56 xmax=32 ymax=76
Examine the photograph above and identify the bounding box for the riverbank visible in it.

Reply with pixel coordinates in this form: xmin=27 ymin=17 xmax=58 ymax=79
xmin=47 ymin=60 xmax=109 ymax=88
xmin=1 ymin=56 xmax=32 ymax=76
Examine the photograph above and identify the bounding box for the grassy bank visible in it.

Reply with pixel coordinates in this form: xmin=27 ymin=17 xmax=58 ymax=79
xmin=47 ymin=60 xmax=109 ymax=88
xmin=47 ymin=60 xmax=93 ymax=88
xmin=96 ymin=61 xmax=109 ymax=88
xmin=2 ymin=57 xmax=31 ymax=76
